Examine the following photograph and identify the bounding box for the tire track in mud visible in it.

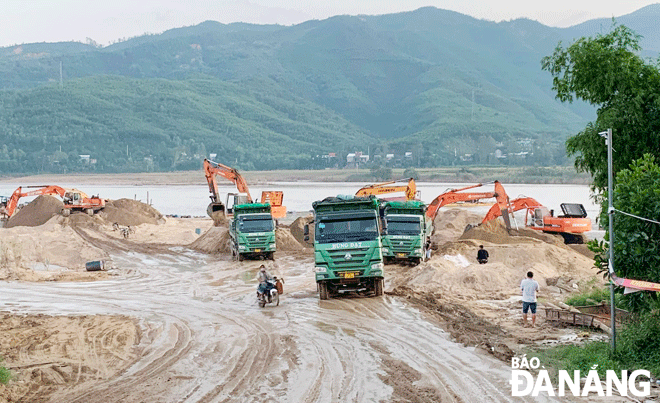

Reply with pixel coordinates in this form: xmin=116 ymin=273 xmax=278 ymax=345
xmin=3 ymin=235 xmax=566 ymax=402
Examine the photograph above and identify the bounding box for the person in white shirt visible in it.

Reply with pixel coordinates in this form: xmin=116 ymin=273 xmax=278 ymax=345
xmin=520 ymin=271 xmax=540 ymax=327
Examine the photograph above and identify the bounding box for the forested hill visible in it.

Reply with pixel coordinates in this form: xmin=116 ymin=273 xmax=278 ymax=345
xmin=0 ymin=5 xmax=658 ymax=174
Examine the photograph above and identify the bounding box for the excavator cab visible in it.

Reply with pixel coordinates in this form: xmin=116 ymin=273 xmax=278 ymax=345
xmin=225 ymin=193 xmax=250 ymax=216
xmin=529 ymin=207 xmax=550 ymax=227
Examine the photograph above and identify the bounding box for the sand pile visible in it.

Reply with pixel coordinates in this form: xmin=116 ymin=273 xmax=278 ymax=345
xmin=290 ymin=215 xmax=314 ymax=246
xmin=99 ymin=198 xmax=165 ymax=226
xmin=431 ymin=209 xmax=483 ymax=247
xmin=459 ymin=219 xmax=566 ymax=246
xmin=189 ymin=226 xmax=231 ymax=254
xmin=391 ymin=240 xmax=596 ymax=300
xmin=0 ymin=216 xmax=109 ymax=281
xmin=5 ymin=195 xmax=64 ymax=228
xmin=275 ymin=227 xmax=305 ymax=251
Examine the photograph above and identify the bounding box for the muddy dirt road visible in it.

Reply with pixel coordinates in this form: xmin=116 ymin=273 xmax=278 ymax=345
xmin=2 ymin=242 xmax=562 ymax=403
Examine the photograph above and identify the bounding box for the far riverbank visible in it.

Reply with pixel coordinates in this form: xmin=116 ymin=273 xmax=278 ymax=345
xmin=0 ymin=166 xmax=591 ymax=186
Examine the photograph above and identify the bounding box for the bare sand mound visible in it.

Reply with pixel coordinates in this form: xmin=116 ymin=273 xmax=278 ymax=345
xmin=5 ymin=195 xmax=63 ymax=228
xmin=431 ymin=209 xmax=483 ymax=247
xmin=391 ymin=240 xmax=596 ymax=300
xmin=189 ymin=226 xmax=231 ymax=254
xmin=460 ymin=219 xmax=565 ymax=246
xmin=290 ymin=215 xmax=314 ymax=246
xmin=99 ymin=198 xmax=164 ymax=226
xmin=276 ymin=227 xmax=305 ymax=251
xmin=0 ymin=313 xmax=139 ymax=403
xmin=0 ymin=216 xmax=109 ymax=281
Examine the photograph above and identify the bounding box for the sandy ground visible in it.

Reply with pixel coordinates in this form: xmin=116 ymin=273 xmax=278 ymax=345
xmin=0 ymin=166 xmax=592 ymax=186
xmin=1 ymin=205 xmax=655 ymax=402
xmin=0 ymin=314 xmax=140 ymax=403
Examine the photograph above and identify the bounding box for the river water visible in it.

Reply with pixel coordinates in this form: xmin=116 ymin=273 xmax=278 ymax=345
xmin=0 ymin=181 xmax=598 ymax=218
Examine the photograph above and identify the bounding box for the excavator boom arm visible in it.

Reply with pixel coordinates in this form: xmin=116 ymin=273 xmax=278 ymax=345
xmin=355 ymin=178 xmax=417 ymax=201
xmin=204 ymin=159 xmax=253 ymax=203
xmin=426 ymin=181 xmax=511 ymax=228
xmin=5 ymin=185 xmax=68 ymax=217
xmin=481 ymin=197 xmax=542 ymax=223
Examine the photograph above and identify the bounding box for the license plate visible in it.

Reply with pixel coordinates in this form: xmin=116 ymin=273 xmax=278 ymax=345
xmin=254 ymin=249 xmax=261 ymax=252
xmin=344 ymin=272 xmax=355 ymax=279
xmin=397 ymin=253 xmax=406 ymax=258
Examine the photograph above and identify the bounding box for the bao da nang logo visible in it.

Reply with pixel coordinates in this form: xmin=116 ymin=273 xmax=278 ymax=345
xmin=510 ymin=355 xmax=651 ymax=397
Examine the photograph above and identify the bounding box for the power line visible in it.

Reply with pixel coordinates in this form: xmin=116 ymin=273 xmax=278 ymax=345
xmin=615 ymin=208 xmax=660 ymax=225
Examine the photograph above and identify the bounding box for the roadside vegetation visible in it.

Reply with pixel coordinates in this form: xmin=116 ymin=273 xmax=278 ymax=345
xmin=564 ymin=287 xmax=623 ymax=309
xmin=533 ymin=312 xmax=660 ymax=378
xmin=0 ymin=360 xmax=10 ymax=384
xmin=536 ymin=23 xmax=660 ymax=378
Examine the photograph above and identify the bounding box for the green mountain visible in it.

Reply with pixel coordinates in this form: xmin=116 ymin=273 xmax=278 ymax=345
xmin=0 ymin=5 xmax=657 ymax=173
xmin=0 ymin=75 xmax=372 ymax=173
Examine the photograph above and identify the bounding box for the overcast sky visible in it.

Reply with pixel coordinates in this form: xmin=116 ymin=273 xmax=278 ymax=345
xmin=1 ymin=0 xmax=657 ymax=47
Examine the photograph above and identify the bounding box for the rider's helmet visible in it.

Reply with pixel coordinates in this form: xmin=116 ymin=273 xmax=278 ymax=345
xmin=259 ymin=265 xmax=266 ymax=272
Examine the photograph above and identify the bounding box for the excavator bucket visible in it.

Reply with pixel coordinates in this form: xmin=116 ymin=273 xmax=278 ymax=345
xmin=207 ymin=202 xmax=227 ymax=225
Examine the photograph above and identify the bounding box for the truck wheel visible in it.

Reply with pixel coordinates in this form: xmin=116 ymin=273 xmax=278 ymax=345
xmin=238 ymin=253 xmax=244 ymax=262
xmin=62 ymin=208 xmax=70 ymax=217
xmin=374 ymin=278 xmax=384 ymax=296
xmin=318 ymin=282 xmax=328 ymax=300
xmin=268 ymin=252 xmax=275 ymax=261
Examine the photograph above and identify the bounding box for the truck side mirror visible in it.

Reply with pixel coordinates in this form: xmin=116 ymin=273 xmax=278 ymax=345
xmin=303 ymin=224 xmax=309 ymax=236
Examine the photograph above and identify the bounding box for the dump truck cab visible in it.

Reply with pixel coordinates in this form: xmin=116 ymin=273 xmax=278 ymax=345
xmin=310 ymin=195 xmax=384 ymax=299
xmin=381 ymin=200 xmax=432 ymax=265
xmin=230 ymin=203 xmax=276 ymax=261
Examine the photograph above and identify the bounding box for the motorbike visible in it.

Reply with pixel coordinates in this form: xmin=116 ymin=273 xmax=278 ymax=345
xmin=257 ymin=277 xmax=282 ymax=308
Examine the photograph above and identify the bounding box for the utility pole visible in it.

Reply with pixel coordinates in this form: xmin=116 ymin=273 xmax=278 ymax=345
xmin=601 ymin=128 xmax=616 ymax=352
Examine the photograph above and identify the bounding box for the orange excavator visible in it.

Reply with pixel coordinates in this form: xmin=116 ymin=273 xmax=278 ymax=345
xmin=355 ymin=178 xmax=419 ymax=201
xmin=481 ymin=197 xmax=591 ymax=244
xmin=203 ymin=159 xmax=286 ymax=221
xmin=426 ymin=181 xmax=512 ymax=228
xmin=3 ymin=185 xmax=106 ymax=218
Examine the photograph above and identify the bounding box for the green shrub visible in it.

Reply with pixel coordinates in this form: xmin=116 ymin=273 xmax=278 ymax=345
xmin=0 ymin=365 xmax=10 ymax=384
xmin=617 ymin=311 xmax=660 ymax=376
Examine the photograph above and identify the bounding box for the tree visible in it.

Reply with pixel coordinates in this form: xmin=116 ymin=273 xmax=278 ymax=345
xmin=591 ymin=154 xmax=660 ymax=312
xmin=370 ymin=165 xmax=392 ymax=181
xmin=541 ymin=24 xmax=660 ymax=193
xmin=403 ymin=167 xmax=419 ymax=181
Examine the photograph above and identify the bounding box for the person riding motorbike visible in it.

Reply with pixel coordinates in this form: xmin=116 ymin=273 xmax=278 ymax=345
xmin=257 ymin=265 xmax=275 ymax=300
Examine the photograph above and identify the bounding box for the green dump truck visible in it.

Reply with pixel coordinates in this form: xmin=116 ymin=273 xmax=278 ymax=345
xmin=380 ymin=200 xmax=432 ymax=265
xmin=309 ymin=195 xmax=384 ymax=299
xmin=230 ymin=203 xmax=276 ymax=261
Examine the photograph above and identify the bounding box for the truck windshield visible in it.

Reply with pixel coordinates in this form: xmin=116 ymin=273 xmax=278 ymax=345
xmin=316 ymin=217 xmax=379 ymax=244
xmin=386 ymin=218 xmax=421 ymax=235
xmin=238 ymin=216 xmax=274 ymax=233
